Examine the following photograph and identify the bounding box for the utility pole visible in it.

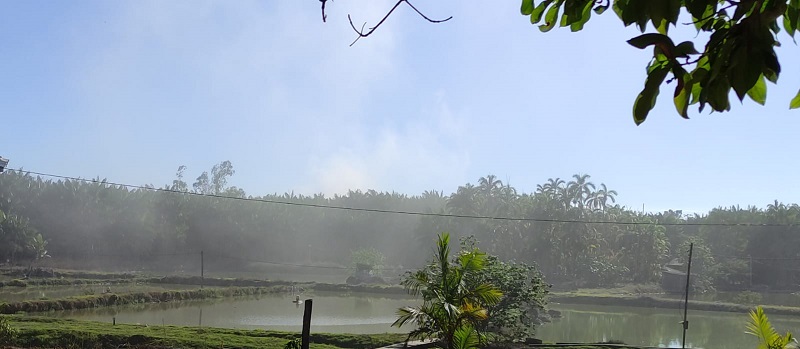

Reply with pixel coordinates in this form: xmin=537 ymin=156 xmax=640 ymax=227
xmin=750 ymin=255 xmax=754 ymax=289
xmin=681 ymin=243 xmax=694 ymax=349
xmin=200 ymin=251 xmax=204 ymax=290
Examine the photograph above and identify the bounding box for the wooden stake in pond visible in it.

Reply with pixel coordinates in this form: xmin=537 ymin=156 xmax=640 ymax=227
xmin=301 ymin=299 xmax=313 ymax=349
xmin=681 ymin=243 xmax=693 ymax=349
xmin=200 ymin=250 xmax=204 ymax=290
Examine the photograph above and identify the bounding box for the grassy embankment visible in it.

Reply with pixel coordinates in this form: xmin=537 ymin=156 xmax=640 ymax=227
xmin=2 ymin=316 xmax=405 ymax=349
xmin=550 ymin=292 xmax=800 ymax=316
xmin=0 ymin=316 xmax=641 ymax=349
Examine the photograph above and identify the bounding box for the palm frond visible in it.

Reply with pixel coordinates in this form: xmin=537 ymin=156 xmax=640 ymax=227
xmin=746 ymin=306 xmax=780 ymax=349
xmin=470 ymin=282 xmax=503 ymax=305
xmin=394 ymin=306 xmax=428 ymax=328
xmin=458 ymin=251 xmax=487 ymax=272
xmin=459 ymin=301 xmax=488 ymax=321
xmin=452 ymin=324 xmax=480 ymax=349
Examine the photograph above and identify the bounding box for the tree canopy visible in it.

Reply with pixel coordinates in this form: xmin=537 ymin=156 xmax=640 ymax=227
xmin=522 ymin=0 xmax=800 ymax=124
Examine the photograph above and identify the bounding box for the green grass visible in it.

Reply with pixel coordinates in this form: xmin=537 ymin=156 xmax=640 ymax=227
xmin=3 ymin=315 xmax=406 ymax=349
xmin=0 ymin=277 xmax=141 ymax=289
xmin=1 ymin=316 xmax=645 ymax=349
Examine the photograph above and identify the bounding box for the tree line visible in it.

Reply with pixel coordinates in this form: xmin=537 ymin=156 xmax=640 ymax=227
xmin=1 ymin=162 xmax=799 ymax=290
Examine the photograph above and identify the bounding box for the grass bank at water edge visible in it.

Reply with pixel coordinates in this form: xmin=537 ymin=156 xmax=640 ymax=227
xmin=0 ymin=287 xmax=282 ymax=314
xmin=1 ymin=316 xmax=406 ymax=349
xmin=551 ymin=293 xmax=800 ymax=316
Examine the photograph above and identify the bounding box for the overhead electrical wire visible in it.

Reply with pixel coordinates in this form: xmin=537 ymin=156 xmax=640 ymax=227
xmin=6 ymin=168 xmax=800 ymax=227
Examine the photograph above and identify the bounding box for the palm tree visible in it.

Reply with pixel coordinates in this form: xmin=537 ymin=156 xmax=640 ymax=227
xmin=447 ymin=184 xmax=479 ymax=216
xmin=537 ymin=178 xmax=564 ymax=195
xmin=567 ymin=174 xmax=595 ymax=208
xmin=478 ymin=175 xmax=503 ymax=197
xmin=588 ymin=183 xmax=618 ymax=211
xmin=394 ymin=233 xmax=502 ymax=349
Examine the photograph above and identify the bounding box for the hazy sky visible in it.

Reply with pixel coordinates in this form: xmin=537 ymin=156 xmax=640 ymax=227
xmin=3 ymin=1 xmax=800 ymax=213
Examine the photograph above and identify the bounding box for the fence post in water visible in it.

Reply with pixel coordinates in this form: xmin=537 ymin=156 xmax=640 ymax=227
xmin=200 ymin=250 xmax=204 ymax=290
xmin=301 ymin=299 xmax=313 ymax=349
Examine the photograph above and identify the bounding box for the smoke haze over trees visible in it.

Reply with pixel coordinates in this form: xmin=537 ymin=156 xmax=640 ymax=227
xmin=1 ymin=162 xmax=799 ymax=290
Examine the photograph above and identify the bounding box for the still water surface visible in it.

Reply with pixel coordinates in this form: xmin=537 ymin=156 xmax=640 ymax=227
xmin=45 ymin=293 xmax=800 ymax=348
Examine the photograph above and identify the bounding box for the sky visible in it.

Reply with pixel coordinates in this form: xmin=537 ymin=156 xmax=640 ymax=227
xmin=2 ymin=1 xmax=800 ymax=214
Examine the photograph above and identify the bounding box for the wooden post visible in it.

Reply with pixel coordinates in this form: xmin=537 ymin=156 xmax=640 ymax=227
xmin=200 ymin=250 xmax=204 ymax=290
xmin=301 ymin=299 xmax=313 ymax=349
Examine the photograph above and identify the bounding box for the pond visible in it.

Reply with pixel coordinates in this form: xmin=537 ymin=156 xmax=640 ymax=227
xmin=41 ymin=292 xmax=800 ymax=347
xmin=538 ymin=303 xmax=800 ymax=348
xmin=45 ymin=292 xmax=414 ymax=334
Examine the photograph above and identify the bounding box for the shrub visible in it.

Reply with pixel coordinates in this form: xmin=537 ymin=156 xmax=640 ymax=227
xmin=0 ymin=316 xmax=16 ymax=344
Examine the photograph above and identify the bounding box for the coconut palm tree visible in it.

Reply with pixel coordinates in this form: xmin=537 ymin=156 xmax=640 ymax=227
xmin=394 ymin=233 xmax=502 ymax=349
xmin=567 ymin=174 xmax=595 ymax=208
xmin=588 ymin=183 xmax=618 ymax=211
xmin=478 ymin=175 xmax=503 ymax=197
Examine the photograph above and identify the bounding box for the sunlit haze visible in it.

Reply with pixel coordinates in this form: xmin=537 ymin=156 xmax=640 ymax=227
xmin=4 ymin=1 xmax=800 ymax=213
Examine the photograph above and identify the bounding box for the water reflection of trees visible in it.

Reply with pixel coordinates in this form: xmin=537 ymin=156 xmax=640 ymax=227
xmin=540 ymin=306 xmax=768 ymax=348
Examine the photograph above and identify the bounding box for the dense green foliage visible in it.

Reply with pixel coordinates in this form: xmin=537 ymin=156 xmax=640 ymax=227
xmin=394 ymin=233 xmax=502 ymax=349
xmin=0 ymin=209 xmax=44 ymax=265
xmin=351 ymin=248 xmax=386 ymax=272
xmin=521 ymin=0 xmax=800 ymax=123
xmin=460 ymin=237 xmax=549 ymax=341
xmin=0 ymin=315 xmax=16 ymax=344
xmin=0 ymin=164 xmax=443 ymax=271
xmin=3 ymin=165 xmax=800 ymax=291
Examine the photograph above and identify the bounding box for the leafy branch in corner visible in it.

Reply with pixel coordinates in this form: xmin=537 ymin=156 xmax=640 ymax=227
xmin=522 ymin=0 xmax=800 ymax=124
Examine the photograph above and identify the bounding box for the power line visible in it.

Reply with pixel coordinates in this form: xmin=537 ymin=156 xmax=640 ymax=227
xmin=7 ymin=168 xmax=800 ymax=227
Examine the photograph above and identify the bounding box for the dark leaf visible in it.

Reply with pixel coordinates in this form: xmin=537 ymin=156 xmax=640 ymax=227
xmin=633 ymin=65 xmax=670 ymax=124
xmin=627 ymin=33 xmax=676 ymax=50
xmin=674 ymin=41 xmax=699 ymax=57
xmin=746 ymin=75 xmax=767 ymax=105
xmin=730 ymin=46 xmax=762 ymax=101
xmin=673 ymin=70 xmax=691 ymax=118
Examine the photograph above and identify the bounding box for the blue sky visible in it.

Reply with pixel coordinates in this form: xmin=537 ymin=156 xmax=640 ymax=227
xmin=2 ymin=1 xmax=800 ymax=213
